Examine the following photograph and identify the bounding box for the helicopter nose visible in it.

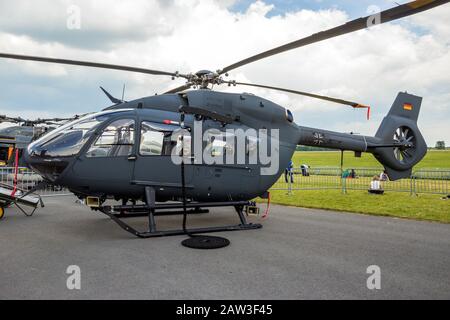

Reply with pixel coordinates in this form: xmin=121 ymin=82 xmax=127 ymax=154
xmin=24 ymin=145 xmax=69 ymax=182
xmin=22 ymin=145 xmax=45 ymax=177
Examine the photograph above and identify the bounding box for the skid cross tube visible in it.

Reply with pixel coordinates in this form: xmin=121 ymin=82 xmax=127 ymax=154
xmin=112 ymin=208 xmax=210 ymax=219
xmin=98 ymin=195 xmax=262 ymax=238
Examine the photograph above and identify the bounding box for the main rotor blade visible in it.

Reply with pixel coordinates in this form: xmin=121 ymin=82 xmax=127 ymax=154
xmin=34 ymin=117 xmax=77 ymax=123
xmin=0 ymin=115 xmax=82 ymax=125
xmin=0 ymin=53 xmax=187 ymax=78
xmin=0 ymin=115 xmax=28 ymax=123
xmin=220 ymin=0 xmax=449 ymax=74
xmin=228 ymin=81 xmax=369 ymax=108
xmin=164 ymin=83 xmax=192 ymax=94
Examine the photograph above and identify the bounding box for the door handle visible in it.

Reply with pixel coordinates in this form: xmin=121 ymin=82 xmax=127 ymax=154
xmin=128 ymin=155 xmax=137 ymax=161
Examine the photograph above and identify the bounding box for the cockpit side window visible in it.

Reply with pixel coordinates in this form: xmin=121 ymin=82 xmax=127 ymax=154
xmin=139 ymin=121 xmax=178 ymax=156
xmin=86 ymin=119 xmax=135 ymax=158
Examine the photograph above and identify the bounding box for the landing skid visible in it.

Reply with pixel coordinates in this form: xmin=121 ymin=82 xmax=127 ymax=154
xmin=97 ymin=187 xmax=262 ymax=238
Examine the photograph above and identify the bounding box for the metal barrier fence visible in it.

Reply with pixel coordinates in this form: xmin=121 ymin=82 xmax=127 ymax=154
xmin=272 ymin=167 xmax=450 ymax=195
xmin=2 ymin=166 xmax=449 ymax=197
xmin=0 ymin=167 xmax=72 ymax=197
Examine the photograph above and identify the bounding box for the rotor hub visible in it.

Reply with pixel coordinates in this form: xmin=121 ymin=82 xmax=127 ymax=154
xmin=183 ymin=70 xmax=226 ymax=89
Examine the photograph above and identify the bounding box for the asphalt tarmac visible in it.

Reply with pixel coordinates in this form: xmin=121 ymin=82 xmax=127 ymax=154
xmin=0 ymin=196 xmax=449 ymax=299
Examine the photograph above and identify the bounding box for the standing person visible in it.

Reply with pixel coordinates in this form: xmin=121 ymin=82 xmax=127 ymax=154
xmin=284 ymin=160 xmax=294 ymax=183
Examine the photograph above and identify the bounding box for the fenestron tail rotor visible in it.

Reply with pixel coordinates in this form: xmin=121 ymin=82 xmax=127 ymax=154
xmin=392 ymin=126 xmax=417 ymax=164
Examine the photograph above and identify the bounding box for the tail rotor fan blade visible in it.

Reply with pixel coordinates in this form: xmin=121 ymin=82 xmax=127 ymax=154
xmin=402 ymin=149 xmax=412 ymax=158
xmin=403 ymin=128 xmax=410 ymax=139
xmin=394 ymin=147 xmax=401 ymax=161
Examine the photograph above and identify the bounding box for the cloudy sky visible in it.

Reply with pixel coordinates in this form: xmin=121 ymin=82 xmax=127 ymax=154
xmin=0 ymin=0 xmax=449 ymax=145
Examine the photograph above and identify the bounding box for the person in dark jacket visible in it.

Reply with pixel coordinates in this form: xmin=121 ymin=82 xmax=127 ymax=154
xmin=285 ymin=160 xmax=294 ymax=183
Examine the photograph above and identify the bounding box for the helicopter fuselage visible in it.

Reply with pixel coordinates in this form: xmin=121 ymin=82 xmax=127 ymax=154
xmin=25 ymin=89 xmax=299 ymax=202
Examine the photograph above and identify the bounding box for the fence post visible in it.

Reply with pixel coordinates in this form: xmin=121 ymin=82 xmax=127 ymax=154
xmin=410 ymin=174 xmax=413 ymax=196
xmin=413 ymin=173 xmax=417 ymax=196
xmin=288 ymin=174 xmax=292 ymax=195
xmin=340 ymin=150 xmax=346 ymax=194
xmin=342 ymin=177 xmax=346 ymax=194
xmin=410 ymin=170 xmax=419 ymax=196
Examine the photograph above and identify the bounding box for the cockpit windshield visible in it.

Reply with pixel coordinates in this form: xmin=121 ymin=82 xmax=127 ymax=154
xmin=28 ymin=109 xmax=133 ymax=158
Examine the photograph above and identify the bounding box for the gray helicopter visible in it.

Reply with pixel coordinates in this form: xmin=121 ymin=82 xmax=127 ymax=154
xmin=0 ymin=0 xmax=444 ymax=239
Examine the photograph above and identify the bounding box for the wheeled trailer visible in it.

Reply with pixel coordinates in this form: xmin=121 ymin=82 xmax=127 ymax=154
xmin=0 ymin=183 xmax=44 ymax=219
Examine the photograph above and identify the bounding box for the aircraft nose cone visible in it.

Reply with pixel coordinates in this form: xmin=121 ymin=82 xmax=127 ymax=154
xmin=23 ymin=143 xmax=43 ymax=168
xmin=23 ymin=145 xmax=68 ymax=183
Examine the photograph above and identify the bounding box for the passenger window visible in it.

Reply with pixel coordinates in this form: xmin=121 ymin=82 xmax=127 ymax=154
xmin=140 ymin=130 xmax=164 ymax=156
xmin=139 ymin=121 xmax=186 ymax=156
xmin=139 ymin=121 xmax=172 ymax=156
xmin=210 ymin=138 xmax=227 ymax=157
xmin=86 ymin=119 xmax=135 ymax=157
xmin=172 ymin=129 xmax=191 ymax=157
xmin=205 ymin=131 xmax=235 ymax=157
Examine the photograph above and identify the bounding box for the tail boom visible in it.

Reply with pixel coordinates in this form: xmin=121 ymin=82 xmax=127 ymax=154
xmin=297 ymin=92 xmax=427 ymax=180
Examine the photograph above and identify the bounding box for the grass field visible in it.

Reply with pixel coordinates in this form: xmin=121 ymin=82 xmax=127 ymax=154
xmin=261 ymin=190 xmax=450 ymax=223
xmin=291 ymin=149 xmax=450 ymax=169
xmin=257 ymin=150 xmax=450 ymax=223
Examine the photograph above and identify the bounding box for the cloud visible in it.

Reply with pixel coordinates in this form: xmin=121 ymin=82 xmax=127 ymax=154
xmin=0 ymin=0 xmax=449 ymax=146
xmin=0 ymin=0 xmax=178 ymax=49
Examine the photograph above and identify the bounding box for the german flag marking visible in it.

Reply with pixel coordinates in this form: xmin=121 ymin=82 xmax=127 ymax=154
xmin=403 ymin=103 xmax=413 ymax=111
